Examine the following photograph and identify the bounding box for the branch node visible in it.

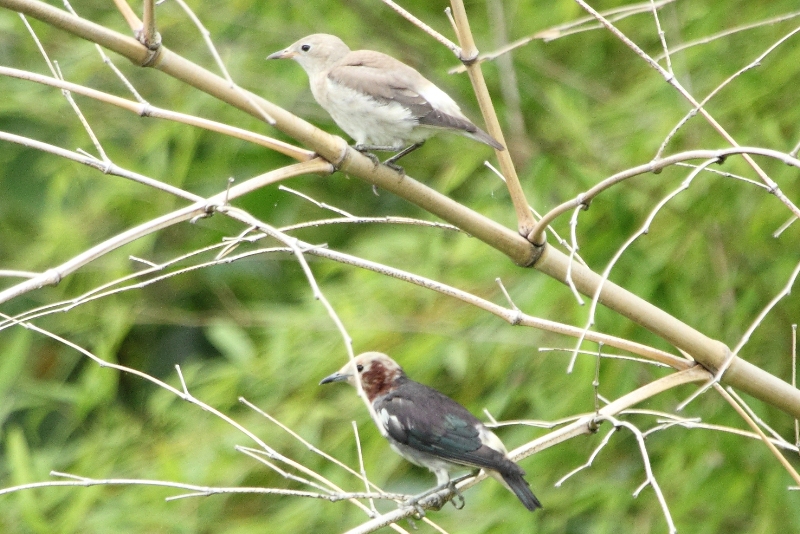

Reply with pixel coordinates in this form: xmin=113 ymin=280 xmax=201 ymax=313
xmin=136 ymin=26 xmax=162 ymax=51
xmin=460 ymin=50 xmax=479 ymax=66
xmin=137 ymin=36 xmax=164 ymax=67
xmin=191 ymin=202 xmax=218 ymax=223
xmin=138 ymin=103 xmax=153 ymax=117
xmin=42 ymin=268 xmax=62 ymax=287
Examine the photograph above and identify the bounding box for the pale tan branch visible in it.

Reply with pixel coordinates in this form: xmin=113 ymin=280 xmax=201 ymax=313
xmin=0 ymin=0 xmax=540 ymax=267
xmin=449 ymin=0 xmax=534 ymax=235
xmin=529 ymin=147 xmax=799 ymax=245
xmin=0 ymin=67 xmax=310 ymax=160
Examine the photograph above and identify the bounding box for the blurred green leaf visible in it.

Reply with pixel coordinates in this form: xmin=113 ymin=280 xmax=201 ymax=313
xmin=205 ymin=322 xmax=256 ymax=364
xmin=2 ymin=1 xmax=800 ymax=532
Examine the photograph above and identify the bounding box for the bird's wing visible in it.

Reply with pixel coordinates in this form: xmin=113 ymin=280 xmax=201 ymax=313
xmin=376 ymin=379 xmax=509 ymax=470
xmin=328 ymin=51 xmax=479 ymax=133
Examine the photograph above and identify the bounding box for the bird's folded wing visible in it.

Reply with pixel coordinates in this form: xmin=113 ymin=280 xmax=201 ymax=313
xmin=328 ymin=51 xmax=477 ymax=133
xmin=379 ymin=387 xmax=508 ymax=469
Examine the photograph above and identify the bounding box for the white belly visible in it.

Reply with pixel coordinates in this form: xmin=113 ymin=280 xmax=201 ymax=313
xmin=315 ymin=80 xmax=433 ymax=148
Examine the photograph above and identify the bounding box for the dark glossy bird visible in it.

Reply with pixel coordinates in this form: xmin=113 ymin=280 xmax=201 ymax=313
xmin=320 ymin=351 xmax=541 ymax=511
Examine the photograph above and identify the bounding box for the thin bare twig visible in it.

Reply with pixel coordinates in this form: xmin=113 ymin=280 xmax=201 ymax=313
xmin=171 ymin=0 xmax=275 ymax=124
xmin=539 ymin=347 xmax=671 ymax=368
xmin=449 ymin=0 xmax=677 ymax=73
xmin=654 ymin=10 xmax=800 ymax=61
xmin=649 ymin=0 xmax=673 ymax=75
xmin=593 ymin=415 xmax=675 ymax=533
xmin=794 ymin=324 xmax=799 ymax=451
xmin=0 ymin=67 xmax=309 ymax=160
xmin=656 ymin=25 xmax=800 ymax=158
xmin=0 ymin=472 xmax=377 ymax=501
xmin=279 ymin=185 xmax=357 ymax=218
xmin=530 ymin=147 xmax=794 ymax=245
xmin=715 ymin=386 xmax=800 ymax=487
xmin=571 ymin=0 xmax=800 ymax=221
xmin=378 ymin=0 xmax=460 ymax=56
xmin=565 ymin=203 xmax=587 ymax=306
xmin=352 ymin=422 xmax=378 ymax=515
xmin=554 ymin=426 xmax=617 ymax=486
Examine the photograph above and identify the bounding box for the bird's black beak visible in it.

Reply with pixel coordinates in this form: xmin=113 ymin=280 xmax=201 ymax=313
xmin=319 ymin=371 xmax=350 ymax=385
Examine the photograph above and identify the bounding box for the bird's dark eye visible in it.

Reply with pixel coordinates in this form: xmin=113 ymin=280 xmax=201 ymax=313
xmin=300 ymin=44 xmax=311 ymax=52
xmin=356 ymin=364 xmax=364 ymax=372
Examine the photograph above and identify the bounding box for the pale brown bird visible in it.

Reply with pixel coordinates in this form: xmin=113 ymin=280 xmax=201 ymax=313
xmin=268 ymin=34 xmax=504 ymax=169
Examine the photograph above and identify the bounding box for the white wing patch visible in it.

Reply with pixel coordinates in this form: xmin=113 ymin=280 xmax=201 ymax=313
xmin=478 ymin=426 xmax=508 ymax=455
xmin=378 ymin=407 xmax=403 ymax=437
xmin=416 ymin=79 xmax=465 ymax=119
xmin=378 ymin=407 xmax=390 ymax=428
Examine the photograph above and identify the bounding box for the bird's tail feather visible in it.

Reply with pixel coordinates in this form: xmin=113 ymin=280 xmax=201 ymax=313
xmin=500 ymin=470 xmax=542 ymax=512
xmin=467 ymin=126 xmax=505 ymax=151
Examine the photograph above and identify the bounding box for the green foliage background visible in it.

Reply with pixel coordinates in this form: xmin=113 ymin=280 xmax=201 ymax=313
xmin=1 ymin=0 xmax=800 ymax=532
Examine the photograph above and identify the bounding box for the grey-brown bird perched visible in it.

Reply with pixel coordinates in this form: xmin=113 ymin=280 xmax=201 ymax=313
xmin=267 ymin=34 xmax=504 ymax=167
xmin=320 ymin=352 xmax=541 ymax=512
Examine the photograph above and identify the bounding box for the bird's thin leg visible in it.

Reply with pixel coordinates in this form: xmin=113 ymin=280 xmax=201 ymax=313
xmin=384 ymin=142 xmax=425 ymax=169
xmin=352 ymin=143 xmax=423 ymax=175
xmin=354 ymin=144 xmax=401 ymax=153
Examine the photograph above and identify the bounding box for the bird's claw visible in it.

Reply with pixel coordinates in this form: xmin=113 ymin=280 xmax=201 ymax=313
xmin=382 ymin=160 xmax=405 ymax=175
xmin=401 ymin=497 xmax=427 ymax=518
xmin=450 ymin=489 xmax=465 ymax=510
xmin=401 ymin=481 xmax=464 ymax=515
xmin=353 ymin=146 xmax=380 ymax=165
xmin=366 ymin=153 xmax=382 ymax=168
xmin=443 ymin=481 xmax=465 ymax=509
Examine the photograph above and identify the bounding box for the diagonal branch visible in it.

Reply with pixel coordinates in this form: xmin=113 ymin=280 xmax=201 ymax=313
xmin=3 ymin=0 xmax=800 ymax=423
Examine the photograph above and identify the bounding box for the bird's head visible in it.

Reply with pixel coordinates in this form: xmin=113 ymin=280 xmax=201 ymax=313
xmin=267 ymin=34 xmax=351 ymax=75
xmin=320 ymin=352 xmax=404 ymax=401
